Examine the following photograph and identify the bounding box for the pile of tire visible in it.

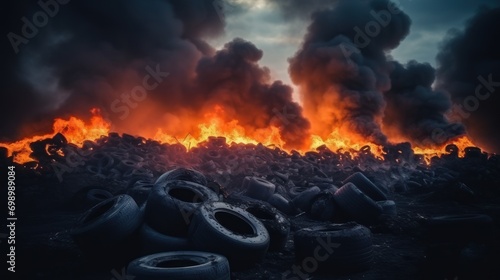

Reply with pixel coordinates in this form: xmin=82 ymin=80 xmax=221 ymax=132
xmin=239 ymin=172 xmax=396 ymax=225
xmin=70 ymin=167 xmax=275 ymax=278
xmin=142 ymin=167 xmax=272 ymax=271
xmin=330 ymin=172 xmax=396 ymax=224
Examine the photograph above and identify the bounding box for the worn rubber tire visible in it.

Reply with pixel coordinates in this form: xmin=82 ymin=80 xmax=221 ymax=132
xmin=292 ymin=186 xmax=321 ymax=212
xmin=70 ymin=195 xmax=142 ymax=263
xmin=288 ymin=187 xmax=307 ymax=198
xmin=376 ymin=200 xmax=397 ymax=217
xmin=244 ymin=177 xmax=276 ymax=201
xmin=127 ymin=251 xmax=230 ymax=280
xmin=140 ymin=223 xmax=191 ymax=255
xmin=333 ymin=183 xmax=382 ymax=224
xmin=85 ymin=189 xmax=113 ymax=209
xmin=342 ymin=172 xmax=388 ymax=201
xmin=294 ymin=222 xmax=373 ymax=273
xmin=155 ymin=167 xmax=207 ymax=187
xmin=127 ymin=183 xmax=154 ymax=205
xmin=267 ymin=193 xmax=295 ymax=215
xmin=239 ymin=201 xmax=290 ymax=251
xmin=188 ymin=202 xmax=270 ymax=270
xmin=308 ymin=190 xmax=337 ymax=221
xmin=71 ymin=194 xmax=142 ymax=245
xmin=146 ymin=180 xmax=219 ymax=237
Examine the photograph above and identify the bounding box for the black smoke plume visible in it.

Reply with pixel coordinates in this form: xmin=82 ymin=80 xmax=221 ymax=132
xmin=436 ymin=6 xmax=500 ymax=153
xmin=1 ymin=0 xmax=310 ymax=149
xmin=289 ymin=0 xmax=411 ymax=145
xmin=384 ymin=61 xmax=465 ymax=145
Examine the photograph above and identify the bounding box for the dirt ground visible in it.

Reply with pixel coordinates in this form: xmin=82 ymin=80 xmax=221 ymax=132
xmin=12 ymin=173 xmax=500 ymax=280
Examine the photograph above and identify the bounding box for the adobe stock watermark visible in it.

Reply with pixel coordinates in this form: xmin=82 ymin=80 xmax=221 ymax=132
xmin=340 ymin=0 xmax=403 ymax=64
xmin=110 ymin=64 xmax=169 ymax=120
xmin=7 ymin=0 xmax=71 ymax=54
xmin=110 ymin=267 xmax=135 ymax=280
xmin=428 ymin=74 xmax=499 ymax=145
xmin=273 ymin=104 xmax=298 ymax=126
xmin=282 ymin=236 xmax=341 ymax=280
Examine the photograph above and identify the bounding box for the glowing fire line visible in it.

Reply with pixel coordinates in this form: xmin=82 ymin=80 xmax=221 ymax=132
xmin=0 ymin=108 xmax=483 ymax=164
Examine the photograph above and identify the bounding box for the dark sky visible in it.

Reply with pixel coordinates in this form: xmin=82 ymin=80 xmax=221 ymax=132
xmin=211 ymin=0 xmax=500 ymax=84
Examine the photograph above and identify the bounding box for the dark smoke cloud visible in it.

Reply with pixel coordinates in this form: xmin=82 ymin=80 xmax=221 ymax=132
xmin=2 ymin=0 xmax=310 ymax=149
xmin=436 ymin=6 xmax=500 ymax=153
xmin=195 ymin=38 xmax=311 ymax=148
xmin=384 ymin=61 xmax=465 ymax=145
xmin=289 ymin=0 xmax=466 ymax=147
xmin=289 ymin=0 xmax=411 ymax=145
xmin=2 ymin=0 xmax=224 ymax=140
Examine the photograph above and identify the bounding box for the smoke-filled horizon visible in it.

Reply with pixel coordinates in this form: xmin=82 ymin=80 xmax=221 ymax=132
xmin=2 ymin=0 xmax=499 ymax=152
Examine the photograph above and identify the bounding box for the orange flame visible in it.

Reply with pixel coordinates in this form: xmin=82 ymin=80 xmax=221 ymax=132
xmin=0 ymin=107 xmax=485 ymax=164
xmin=1 ymin=109 xmax=110 ymax=163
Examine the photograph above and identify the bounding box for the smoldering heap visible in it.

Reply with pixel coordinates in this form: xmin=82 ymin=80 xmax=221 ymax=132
xmin=2 ymin=0 xmax=500 ymax=152
xmin=2 ymin=0 xmax=310 ymax=149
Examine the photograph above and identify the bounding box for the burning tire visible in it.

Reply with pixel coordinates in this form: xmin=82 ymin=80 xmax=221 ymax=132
xmin=155 ymin=167 xmax=208 ymax=187
xmin=188 ymin=202 xmax=270 ymax=269
xmin=127 ymin=251 xmax=230 ymax=280
xmin=239 ymin=201 xmax=290 ymax=251
xmin=139 ymin=223 xmax=191 ymax=255
xmin=342 ymin=172 xmax=388 ymax=201
xmin=333 ymin=183 xmax=382 ymax=224
xmin=145 ymin=180 xmax=219 ymax=237
xmin=243 ymin=176 xmax=276 ymax=201
xmin=70 ymin=195 xmax=142 ymax=261
xmin=294 ymin=223 xmax=373 ymax=274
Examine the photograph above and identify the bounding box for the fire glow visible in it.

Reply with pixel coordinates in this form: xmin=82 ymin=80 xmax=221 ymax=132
xmin=0 ymin=108 xmax=481 ymax=164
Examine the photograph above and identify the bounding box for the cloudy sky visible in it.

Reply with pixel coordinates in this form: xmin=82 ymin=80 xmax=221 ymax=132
xmin=209 ymin=0 xmax=499 ymax=87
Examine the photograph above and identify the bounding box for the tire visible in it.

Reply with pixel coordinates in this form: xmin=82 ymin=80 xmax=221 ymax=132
xmin=70 ymin=195 xmax=142 ymax=261
xmin=85 ymin=189 xmax=114 ymax=209
xmin=243 ymin=177 xmax=276 ymax=201
xmin=267 ymin=193 xmax=295 ymax=215
xmin=155 ymin=167 xmax=207 ymax=187
xmin=289 ymin=187 xmax=307 ymax=198
xmin=146 ymin=180 xmax=219 ymax=237
xmin=294 ymin=223 xmax=373 ymax=273
xmin=333 ymin=183 xmax=382 ymax=224
xmin=308 ymin=190 xmax=337 ymax=221
xmin=376 ymin=200 xmax=397 ymax=217
xmin=292 ymin=186 xmax=321 ymax=212
xmin=188 ymin=202 xmax=270 ymax=270
xmin=127 ymin=251 xmax=230 ymax=280
xmin=140 ymin=223 xmax=191 ymax=255
xmin=90 ymin=152 xmax=115 ymax=169
xmin=314 ymin=183 xmax=339 ymax=193
xmin=342 ymin=172 xmax=388 ymax=201
xmin=127 ymin=183 xmax=154 ymax=205
xmin=425 ymin=214 xmax=493 ymax=242
xmin=239 ymin=201 xmax=290 ymax=251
